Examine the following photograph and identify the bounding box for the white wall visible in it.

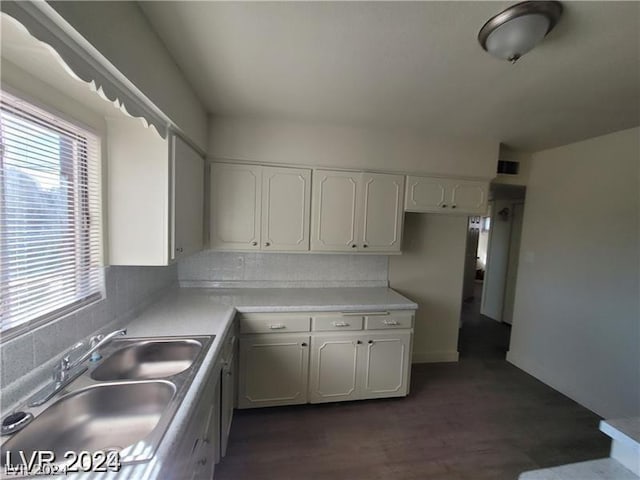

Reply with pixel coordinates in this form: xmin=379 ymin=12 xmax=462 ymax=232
xmin=209 ymin=116 xmax=498 ymax=179
xmin=49 ymin=1 xmax=208 ymax=150
xmin=507 ymin=127 xmax=640 ymax=418
xmin=389 ymin=213 xmax=467 ymax=363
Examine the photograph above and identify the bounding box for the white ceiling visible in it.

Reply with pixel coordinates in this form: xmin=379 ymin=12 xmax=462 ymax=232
xmin=144 ymin=2 xmax=636 ymax=151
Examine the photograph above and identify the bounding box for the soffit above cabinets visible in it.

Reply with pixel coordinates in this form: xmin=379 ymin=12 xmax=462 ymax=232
xmin=140 ymin=1 xmax=640 ymax=151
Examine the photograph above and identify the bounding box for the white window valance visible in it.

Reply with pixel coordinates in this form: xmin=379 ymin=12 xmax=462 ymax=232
xmin=1 ymin=0 xmax=172 ymax=139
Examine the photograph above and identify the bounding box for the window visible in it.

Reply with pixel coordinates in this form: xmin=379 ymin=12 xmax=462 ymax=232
xmin=0 ymin=90 xmax=103 ymax=338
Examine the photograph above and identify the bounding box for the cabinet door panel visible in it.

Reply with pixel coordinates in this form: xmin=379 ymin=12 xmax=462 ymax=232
xmin=210 ymin=163 xmax=261 ymax=250
xmin=311 ymin=171 xmax=359 ymax=251
xmin=238 ymin=335 xmax=309 ymax=408
xmin=309 ymin=335 xmax=359 ymax=403
xmin=449 ymin=180 xmax=488 ymax=214
xmin=404 ymin=176 xmax=448 ymax=212
xmin=172 ymin=136 xmax=204 ymax=261
xmin=360 ymin=173 xmax=404 ymax=252
xmin=261 ymin=167 xmax=311 ymax=251
xmin=359 ymin=332 xmax=411 ymax=399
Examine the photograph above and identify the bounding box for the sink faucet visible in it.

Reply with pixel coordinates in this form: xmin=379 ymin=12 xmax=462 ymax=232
xmin=29 ymin=329 xmax=127 ymax=407
xmin=54 ymin=329 xmax=127 ymax=382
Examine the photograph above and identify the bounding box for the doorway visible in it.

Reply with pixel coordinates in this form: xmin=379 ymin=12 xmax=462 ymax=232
xmin=458 ymin=184 xmax=526 ymax=358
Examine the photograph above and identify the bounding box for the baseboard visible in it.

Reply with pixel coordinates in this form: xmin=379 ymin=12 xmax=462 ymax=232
xmin=412 ymin=351 xmax=459 ymax=363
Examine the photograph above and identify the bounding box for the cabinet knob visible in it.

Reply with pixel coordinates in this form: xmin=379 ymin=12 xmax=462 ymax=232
xmin=176 ymin=247 xmax=183 ymax=253
xmin=452 ymin=205 xmax=457 ymax=209
xmin=442 ymin=204 xmax=447 ymax=208
xmin=251 ymin=241 xmax=258 ymax=246
xmin=301 ymin=342 xmax=308 ymax=347
xmin=368 ymin=340 xmax=374 ymax=344
xmin=363 ymin=244 xmax=368 ymax=248
xmin=264 ymin=242 xmax=271 ymax=247
xmin=351 ymin=244 xmax=357 ymax=248
xmin=357 ymin=340 xmax=362 ymax=345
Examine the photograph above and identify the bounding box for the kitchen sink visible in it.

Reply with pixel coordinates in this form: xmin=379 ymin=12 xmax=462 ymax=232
xmin=1 ymin=381 xmax=175 ymax=466
xmin=0 ymin=335 xmax=214 ymax=471
xmin=91 ymin=338 xmax=203 ymax=381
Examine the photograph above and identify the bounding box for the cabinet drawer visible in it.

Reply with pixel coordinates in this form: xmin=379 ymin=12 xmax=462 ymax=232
xmin=364 ymin=312 xmax=414 ymax=330
xmin=240 ymin=315 xmax=311 ymax=334
xmin=312 ymin=315 xmax=363 ymax=331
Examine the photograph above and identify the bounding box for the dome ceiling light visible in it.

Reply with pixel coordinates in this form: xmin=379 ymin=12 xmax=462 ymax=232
xmin=478 ymin=1 xmax=563 ymax=63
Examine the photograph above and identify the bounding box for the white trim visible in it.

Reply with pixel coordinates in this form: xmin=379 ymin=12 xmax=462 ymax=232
xmin=0 ymin=1 xmax=172 ymax=139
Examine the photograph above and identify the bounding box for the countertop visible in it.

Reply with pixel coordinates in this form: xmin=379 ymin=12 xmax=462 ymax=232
xmin=53 ymin=287 xmax=417 ymax=479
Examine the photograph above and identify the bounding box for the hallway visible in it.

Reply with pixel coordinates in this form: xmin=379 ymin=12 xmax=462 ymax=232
xmin=458 ymin=281 xmax=511 ymax=360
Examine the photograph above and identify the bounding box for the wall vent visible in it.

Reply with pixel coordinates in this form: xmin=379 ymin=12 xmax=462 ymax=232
xmin=497 ymin=160 xmax=520 ymax=175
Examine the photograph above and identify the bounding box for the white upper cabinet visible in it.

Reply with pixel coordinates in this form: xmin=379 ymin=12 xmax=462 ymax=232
xmin=405 ymin=175 xmax=488 ymax=215
xmin=210 ymin=163 xmax=311 ymax=251
xmin=261 ymin=166 xmax=311 ymax=251
xmin=310 ymin=170 xmax=360 ymax=251
xmin=360 ymin=173 xmax=404 ymax=252
xmin=311 ymin=170 xmax=405 ymax=253
xmin=210 ymin=163 xmax=262 ymax=250
xmin=107 ymin=116 xmax=204 ymax=266
xmin=172 ymin=136 xmax=204 ymax=261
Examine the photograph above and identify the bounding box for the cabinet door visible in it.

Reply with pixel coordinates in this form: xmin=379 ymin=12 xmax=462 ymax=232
xmin=220 ymin=349 xmax=235 ymax=458
xmin=404 ymin=175 xmax=448 ymax=213
xmin=238 ymin=335 xmax=309 ymax=408
xmin=360 ymin=173 xmax=404 ymax=252
xmin=168 ymin=368 xmax=218 ymax=479
xmin=210 ymin=163 xmax=261 ymax=250
xmin=261 ymin=166 xmax=311 ymax=251
xmin=449 ymin=180 xmax=488 ymax=215
xmin=309 ymin=334 xmax=360 ymax=403
xmin=172 ymin=135 xmax=204 ymax=261
xmin=359 ymin=332 xmax=411 ymax=399
xmin=311 ymin=170 xmax=360 ymax=251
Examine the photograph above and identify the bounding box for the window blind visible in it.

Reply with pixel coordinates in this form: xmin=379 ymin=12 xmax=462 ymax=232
xmin=0 ymin=90 xmax=104 ymax=337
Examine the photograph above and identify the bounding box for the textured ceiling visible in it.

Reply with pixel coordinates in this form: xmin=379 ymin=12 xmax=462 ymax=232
xmin=126 ymin=2 xmax=640 ymax=150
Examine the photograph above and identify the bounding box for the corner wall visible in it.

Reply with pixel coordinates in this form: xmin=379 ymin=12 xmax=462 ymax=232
xmin=507 ymin=127 xmax=640 ymax=418
xmin=389 ymin=213 xmax=467 ymax=363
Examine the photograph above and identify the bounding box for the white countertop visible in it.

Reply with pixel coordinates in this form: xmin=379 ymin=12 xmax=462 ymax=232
xmin=126 ymin=287 xmax=418 ymax=338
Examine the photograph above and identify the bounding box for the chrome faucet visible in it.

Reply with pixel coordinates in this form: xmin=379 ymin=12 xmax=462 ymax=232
xmin=30 ymin=329 xmax=127 ymax=407
xmin=53 ymin=329 xmax=127 ymax=381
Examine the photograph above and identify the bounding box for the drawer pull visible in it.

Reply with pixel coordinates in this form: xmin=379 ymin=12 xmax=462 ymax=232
xmin=383 ymin=320 xmax=400 ymax=326
xmin=332 ymin=321 xmax=350 ymax=327
xmin=269 ymin=324 xmax=286 ymax=330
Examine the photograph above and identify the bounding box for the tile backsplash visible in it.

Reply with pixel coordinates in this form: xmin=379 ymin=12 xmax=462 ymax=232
xmin=179 ymin=251 xmax=389 ymax=288
xmin=0 ymin=264 xmax=177 ymax=408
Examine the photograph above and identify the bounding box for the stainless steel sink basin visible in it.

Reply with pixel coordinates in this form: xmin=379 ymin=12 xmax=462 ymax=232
xmin=1 ymin=381 xmax=175 ymax=466
xmin=91 ymin=339 xmax=202 ymax=381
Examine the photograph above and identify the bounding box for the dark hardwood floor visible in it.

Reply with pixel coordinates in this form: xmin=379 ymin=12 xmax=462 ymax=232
xmin=216 ymin=284 xmax=609 ymax=480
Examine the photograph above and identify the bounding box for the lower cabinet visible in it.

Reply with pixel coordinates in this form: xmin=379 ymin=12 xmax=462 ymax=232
xmin=170 ymin=366 xmax=219 ymax=479
xmin=309 ymin=331 xmax=411 ymax=403
xmin=238 ymin=334 xmax=310 ymax=408
xmin=237 ymin=310 xmax=415 ymax=409
xmin=220 ymin=338 xmax=235 ymax=458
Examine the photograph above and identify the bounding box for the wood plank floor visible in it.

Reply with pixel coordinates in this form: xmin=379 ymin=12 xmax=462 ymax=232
xmin=216 ymin=288 xmax=610 ymax=480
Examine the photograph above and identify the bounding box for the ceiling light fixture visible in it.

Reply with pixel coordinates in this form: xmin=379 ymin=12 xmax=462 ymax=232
xmin=478 ymin=1 xmax=563 ymax=63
